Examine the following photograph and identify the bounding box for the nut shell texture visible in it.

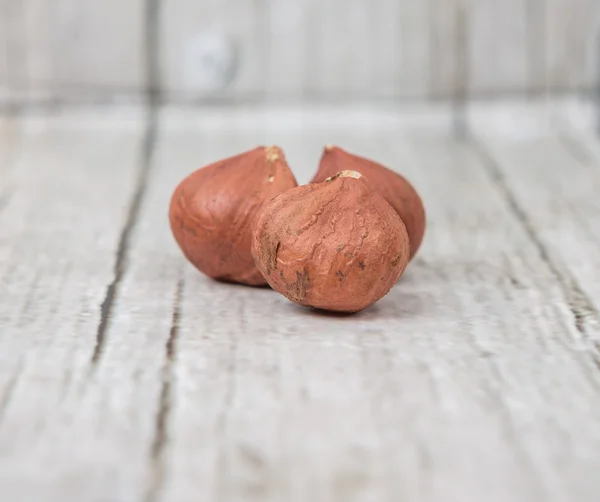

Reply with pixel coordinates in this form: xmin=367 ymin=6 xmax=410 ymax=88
xmin=169 ymin=146 xmax=297 ymax=285
xmin=252 ymin=171 xmax=410 ymax=312
xmin=312 ymin=146 xmax=425 ymax=259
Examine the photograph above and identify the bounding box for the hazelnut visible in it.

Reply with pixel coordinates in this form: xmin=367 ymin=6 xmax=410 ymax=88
xmin=169 ymin=146 xmax=297 ymax=285
xmin=311 ymin=145 xmax=425 ymax=259
xmin=251 ymin=170 xmax=410 ymax=312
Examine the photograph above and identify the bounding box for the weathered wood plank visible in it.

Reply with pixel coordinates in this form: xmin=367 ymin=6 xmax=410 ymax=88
xmin=0 ymin=13 xmax=7 ymax=97
xmin=161 ymin=116 xmax=600 ymax=501
xmin=2 ymin=108 xmax=600 ymax=502
xmin=0 ymin=0 xmax=21 ymax=100
xmin=339 ymin=132 xmax=600 ymax=502
xmin=160 ymin=0 xmax=267 ymax=99
xmin=429 ymin=0 xmax=461 ymax=99
xmin=161 ymin=0 xmax=434 ymax=100
xmin=477 ymin=134 xmax=600 ymax=346
xmin=264 ymin=0 xmax=317 ymax=98
xmin=0 ymin=0 xmax=145 ymax=100
xmin=0 ymin=116 xmax=19 ymax=224
xmin=1 ymin=0 xmax=599 ymax=101
xmin=467 ymin=0 xmax=530 ymax=95
xmin=0 ymin=109 xmax=145 ymax=500
xmin=545 ymin=0 xmax=600 ymax=91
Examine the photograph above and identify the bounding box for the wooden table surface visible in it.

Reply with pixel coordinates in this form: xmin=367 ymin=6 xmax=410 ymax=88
xmin=1 ymin=104 xmax=600 ymax=502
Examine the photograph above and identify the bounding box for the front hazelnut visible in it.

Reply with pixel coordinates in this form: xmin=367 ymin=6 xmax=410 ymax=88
xmin=169 ymin=146 xmax=297 ymax=285
xmin=251 ymin=170 xmax=410 ymax=312
xmin=312 ymin=146 xmax=426 ymax=260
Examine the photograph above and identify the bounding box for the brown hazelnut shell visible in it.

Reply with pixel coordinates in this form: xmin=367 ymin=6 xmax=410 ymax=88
xmin=311 ymin=146 xmax=425 ymax=260
xmin=169 ymin=146 xmax=298 ymax=285
xmin=251 ymin=171 xmax=410 ymax=312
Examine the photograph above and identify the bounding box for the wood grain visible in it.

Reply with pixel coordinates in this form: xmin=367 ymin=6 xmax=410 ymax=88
xmin=160 ymin=0 xmax=267 ymax=99
xmin=477 ymin=134 xmax=600 ymax=346
xmin=545 ymin=0 xmax=600 ymax=91
xmin=429 ymin=0 xmax=461 ymax=99
xmin=0 ymin=9 xmax=7 ymax=96
xmin=263 ymin=0 xmax=318 ymax=99
xmin=1 ymin=107 xmax=600 ymax=501
xmin=0 ymin=109 xmax=145 ymax=500
xmin=467 ymin=0 xmax=531 ymax=95
xmin=0 ymin=0 xmax=598 ymax=101
xmin=0 ymin=0 xmax=145 ymax=101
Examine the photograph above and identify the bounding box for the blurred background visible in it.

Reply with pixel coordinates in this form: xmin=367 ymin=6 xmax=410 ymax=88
xmin=0 ymin=0 xmax=598 ymax=106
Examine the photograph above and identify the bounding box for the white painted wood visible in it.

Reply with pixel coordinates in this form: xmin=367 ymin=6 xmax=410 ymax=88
xmin=396 ymin=135 xmax=600 ymax=502
xmin=372 ymin=0 xmax=431 ymax=98
xmin=478 ymin=133 xmax=600 ymax=340
xmin=0 ymin=0 xmax=21 ymax=100
xmin=264 ymin=0 xmax=317 ymax=98
xmin=0 ymin=18 xmax=7 ymax=96
xmin=0 ymin=117 xmax=15 ymax=215
xmin=0 ymin=0 xmax=599 ymax=101
xmin=161 ymin=0 xmax=434 ymax=100
xmin=0 ymin=109 xmax=145 ymax=501
xmin=160 ymin=0 xmax=267 ymax=98
xmin=545 ymin=0 xmax=600 ymax=91
xmin=467 ymin=0 xmax=530 ymax=94
xmin=157 ymin=123 xmax=600 ymax=502
xmin=154 ymin=0 xmax=600 ymax=100
xmin=0 ymin=0 xmax=145 ymax=100
xmin=428 ymin=0 xmax=461 ymax=99
xmin=2 ymin=106 xmax=600 ymax=501
xmin=312 ymin=0 xmax=372 ymax=97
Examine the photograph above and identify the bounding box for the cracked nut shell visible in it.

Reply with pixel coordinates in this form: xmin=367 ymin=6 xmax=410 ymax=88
xmin=311 ymin=145 xmax=425 ymax=260
xmin=169 ymin=146 xmax=297 ymax=285
xmin=251 ymin=170 xmax=410 ymax=312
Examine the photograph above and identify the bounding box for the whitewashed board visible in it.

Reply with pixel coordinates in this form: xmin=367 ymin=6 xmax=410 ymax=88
xmin=0 ymin=0 xmax=145 ymax=101
xmin=1 ymin=106 xmax=600 ymax=501
xmin=1 ymin=0 xmax=599 ymax=101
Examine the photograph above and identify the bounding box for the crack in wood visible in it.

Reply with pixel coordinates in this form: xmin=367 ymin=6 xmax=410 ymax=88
xmin=0 ymin=187 xmax=12 ymax=214
xmin=90 ymin=0 xmax=163 ymax=366
xmin=145 ymin=0 xmax=162 ymax=103
xmin=525 ymin=0 xmax=547 ymax=97
xmin=89 ymin=5 xmax=162 ymax=365
xmin=142 ymin=4 xmax=168 ymax=498
xmin=89 ymin=114 xmax=157 ymax=365
xmin=452 ymin=3 xmax=468 ymax=140
xmin=472 ymin=140 xmax=600 ymax=370
xmin=144 ymin=276 xmax=183 ymax=502
xmin=0 ymin=359 xmax=24 ymax=427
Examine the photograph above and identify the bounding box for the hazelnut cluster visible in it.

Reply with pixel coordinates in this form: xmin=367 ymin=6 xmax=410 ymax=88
xmin=169 ymin=145 xmax=425 ymax=313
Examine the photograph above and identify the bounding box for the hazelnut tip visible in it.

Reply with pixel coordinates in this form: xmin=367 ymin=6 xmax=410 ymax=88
xmin=325 ymin=170 xmax=362 ymax=182
xmin=266 ymin=145 xmax=282 ymax=163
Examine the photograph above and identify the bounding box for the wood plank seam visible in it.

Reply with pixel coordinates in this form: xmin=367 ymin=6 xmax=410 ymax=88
xmin=144 ymin=275 xmax=184 ymax=502
xmin=472 ymin=139 xmax=600 ymax=373
xmin=146 ymin=0 xmax=163 ymax=100
xmin=525 ymin=0 xmax=547 ymax=95
xmin=88 ymin=0 xmax=163 ymax=367
xmin=453 ymin=2 xmax=468 ymax=139
xmin=90 ymin=113 xmax=158 ymax=365
xmin=0 ymin=186 xmax=13 ymax=214
xmin=0 ymin=359 xmax=24 ymax=428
